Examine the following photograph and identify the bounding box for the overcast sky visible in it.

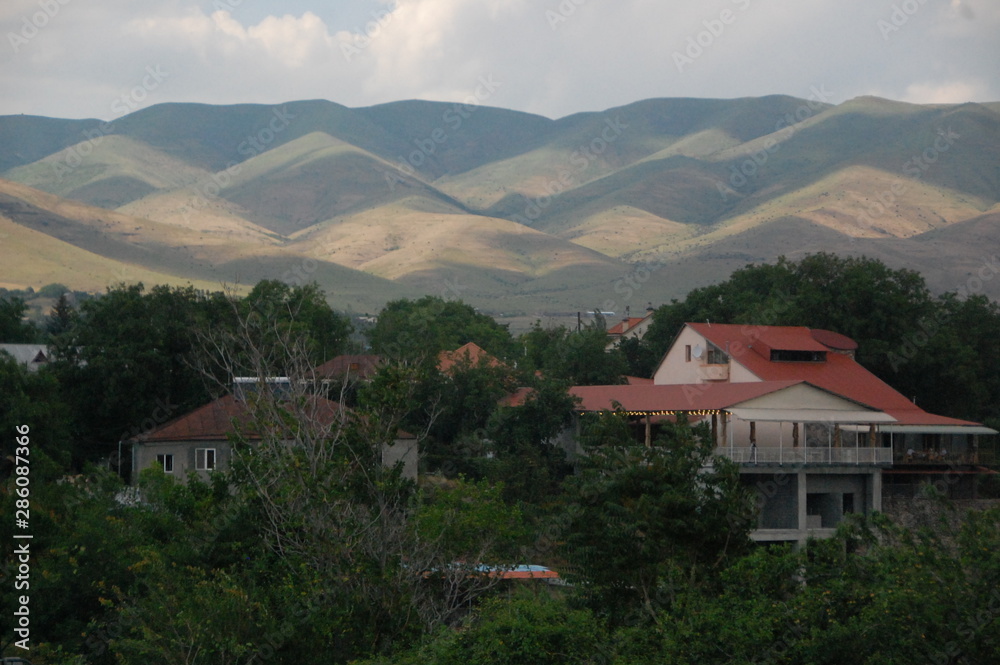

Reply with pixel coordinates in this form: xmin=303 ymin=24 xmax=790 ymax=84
xmin=2 ymin=0 xmax=998 ymax=121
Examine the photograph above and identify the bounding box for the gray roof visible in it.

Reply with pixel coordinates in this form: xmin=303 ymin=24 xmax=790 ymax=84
xmin=0 ymin=344 xmax=50 ymax=370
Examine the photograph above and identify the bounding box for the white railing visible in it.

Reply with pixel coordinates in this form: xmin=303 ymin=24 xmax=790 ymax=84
xmin=715 ymin=446 xmax=892 ymax=465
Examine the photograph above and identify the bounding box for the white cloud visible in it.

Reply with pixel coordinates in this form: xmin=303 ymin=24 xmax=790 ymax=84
xmin=902 ymin=80 xmax=989 ymax=105
xmin=0 ymin=0 xmax=997 ymax=121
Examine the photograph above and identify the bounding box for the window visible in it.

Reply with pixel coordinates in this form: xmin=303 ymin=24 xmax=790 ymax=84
xmin=156 ymin=454 xmax=173 ymax=473
xmin=706 ymin=342 xmax=729 ymax=365
xmin=685 ymin=345 xmax=692 ymax=362
xmin=196 ymin=448 xmax=217 ymax=471
xmin=770 ymin=349 xmax=827 ymax=362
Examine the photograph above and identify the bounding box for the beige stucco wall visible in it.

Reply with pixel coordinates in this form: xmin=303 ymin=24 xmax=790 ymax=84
xmin=653 ymin=326 xmax=760 ymax=385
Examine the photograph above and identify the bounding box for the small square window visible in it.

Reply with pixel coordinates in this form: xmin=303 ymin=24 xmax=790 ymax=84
xmin=196 ymin=448 xmax=216 ymax=471
xmin=156 ymin=454 xmax=173 ymax=473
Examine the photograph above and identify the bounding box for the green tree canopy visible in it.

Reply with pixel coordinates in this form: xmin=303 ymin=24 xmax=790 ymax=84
xmin=561 ymin=420 xmax=755 ymax=623
xmin=367 ymin=296 xmax=514 ymax=364
xmin=0 ymin=295 xmax=39 ymax=342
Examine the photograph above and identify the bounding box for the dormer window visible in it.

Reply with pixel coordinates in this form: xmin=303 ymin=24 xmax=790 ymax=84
xmin=706 ymin=342 xmax=729 ymax=365
xmin=770 ymin=350 xmax=827 ymax=362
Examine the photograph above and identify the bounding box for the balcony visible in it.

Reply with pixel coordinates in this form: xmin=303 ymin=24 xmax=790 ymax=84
xmin=715 ymin=446 xmax=892 ymax=466
xmin=698 ymin=364 xmax=729 ymax=381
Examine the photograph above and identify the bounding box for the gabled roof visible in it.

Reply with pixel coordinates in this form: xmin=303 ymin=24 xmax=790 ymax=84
xmin=437 ymin=342 xmax=501 ymax=372
xmin=138 ymin=394 xmax=344 ymax=442
xmin=607 ymin=317 xmax=649 ymax=335
xmin=315 ymin=354 xmax=381 ymax=381
xmin=0 ymin=344 xmax=49 ymax=367
xmin=682 ymin=322 xmax=983 ymax=428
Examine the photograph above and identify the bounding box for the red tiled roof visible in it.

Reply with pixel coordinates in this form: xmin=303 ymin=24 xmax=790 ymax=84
xmin=315 ymin=354 xmax=381 ymax=381
xmin=571 ymin=381 xmax=803 ymax=413
xmin=625 ymin=376 xmax=654 ymax=385
xmin=607 ymin=317 xmax=648 ymax=335
xmin=499 ymin=386 xmax=535 ymax=408
xmin=140 ymin=394 xmax=344 ymax=442
xmin=437 ymin=342 xmax=501 ymax=372
xmin=684 ymin=322 xmax=982 ymax=427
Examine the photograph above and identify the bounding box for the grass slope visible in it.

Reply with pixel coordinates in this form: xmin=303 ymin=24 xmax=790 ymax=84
xmin=5 ymin=134 xmax=211 ymax=208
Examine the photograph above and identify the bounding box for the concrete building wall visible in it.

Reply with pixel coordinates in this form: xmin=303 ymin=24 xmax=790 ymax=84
xmin=745 ymin=467 xmax=881 ymax=545
xmin=133 ymin=440 xmax=231 ymax=483
xmin=381 ymin=439 xmax=419 ymax=480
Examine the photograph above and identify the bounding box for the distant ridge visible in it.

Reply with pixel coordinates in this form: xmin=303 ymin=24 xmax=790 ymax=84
xmin=1 ymin=95 xmax=998 ymax=314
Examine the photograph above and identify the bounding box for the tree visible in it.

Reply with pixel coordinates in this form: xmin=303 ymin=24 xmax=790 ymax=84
xmin=479 ymin=377 xmax=577 ymax=503
xmin=191 ymin=300 xmax=521 ymax=660
xmin=517 ymin=320 xmax=627 ymax=385
xmin=50 ymin=283 xmax=225 ymax=467
xmin=637 ymin=252 xmax=1000 ymax=422
xmin=560 ymin=420 xmax=755 ymax=624
xmin=358 ymin=589 xmax=607 ymax=665
xmin=45 ymin=291 xmax=75 ymax=337
xmin=0 ymin=295 xmax=38 ymax=342
xmin=368 ymin=296 xmax=514 ymax=365
xmin=241 ymin=280 xmax=352 ymax=365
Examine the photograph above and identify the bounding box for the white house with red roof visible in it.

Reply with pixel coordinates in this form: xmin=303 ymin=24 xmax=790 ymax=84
xmin=605 ymin=306 xmax=656 ymax=350
xmin=569 ymin=322 xmax=995 ymax=545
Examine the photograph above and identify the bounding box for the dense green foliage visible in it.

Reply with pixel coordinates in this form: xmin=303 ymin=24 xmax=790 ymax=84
xmin=638 ymin=253 xmax=1000 ymax=425
xmin=367 ymin=296 xmax=516 ymax=364
xmin=3 ymin=255 xmax=1000 ymax=663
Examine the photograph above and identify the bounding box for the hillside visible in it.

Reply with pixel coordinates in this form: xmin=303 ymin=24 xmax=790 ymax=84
xmin=1 ymin=95 xmax=998 ymax=314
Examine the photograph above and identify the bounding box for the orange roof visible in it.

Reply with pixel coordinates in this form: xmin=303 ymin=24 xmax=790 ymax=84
xmin=499 ymin=386 xmax=535 ymax=408
xmin=684 ymin=322 xmax=981 ymax=427
xmin=315 ymin=354 xmax=381 ymax=381
xmin=139 ymin=394 xmax=344 ymax=442
xmin=607 ymin=317 xmax=648 ymax=335
xmin=572 ymin=381 xmax=804 ymax=413
xmin=437 ymin=342 xmax=501 ymax=372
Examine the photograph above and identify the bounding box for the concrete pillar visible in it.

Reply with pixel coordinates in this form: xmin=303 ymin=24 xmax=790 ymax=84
xmin=797 ymin=469 xmax=808 ymax=545
xmin=871 ymin=470 xmax=882 ymax=513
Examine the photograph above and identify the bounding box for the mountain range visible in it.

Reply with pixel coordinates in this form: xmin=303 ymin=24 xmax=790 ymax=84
xmin=1 ymin=95 xmax=998 ymax=317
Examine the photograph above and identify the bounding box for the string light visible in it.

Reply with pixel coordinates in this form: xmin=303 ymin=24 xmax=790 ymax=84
xmin=589 ymin=409 xmax=727 ymax=417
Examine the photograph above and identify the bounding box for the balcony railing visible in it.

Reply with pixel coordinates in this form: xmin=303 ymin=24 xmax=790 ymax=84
xmin=715 ymin=446 xmax=892 ymax=465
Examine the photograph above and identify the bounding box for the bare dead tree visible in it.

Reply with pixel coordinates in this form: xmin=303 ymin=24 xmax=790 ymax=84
xmin=188 ymin=289 xmax=512 ymax=646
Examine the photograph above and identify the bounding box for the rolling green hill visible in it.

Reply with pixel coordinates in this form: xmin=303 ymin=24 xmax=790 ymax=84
xmin=1 ymin=95 xmax=998 ymax=314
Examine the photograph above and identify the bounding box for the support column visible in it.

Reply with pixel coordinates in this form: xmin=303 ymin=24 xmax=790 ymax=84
xmin=871 ymin=470 xmax=882 ymax=514
xmin=711 ymin=414 xmax=718 ymax=447
xmin=798 ymin=469 xmax=808 ymax=546
xmin=645 ymin=413 xmax=651 ymax=448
